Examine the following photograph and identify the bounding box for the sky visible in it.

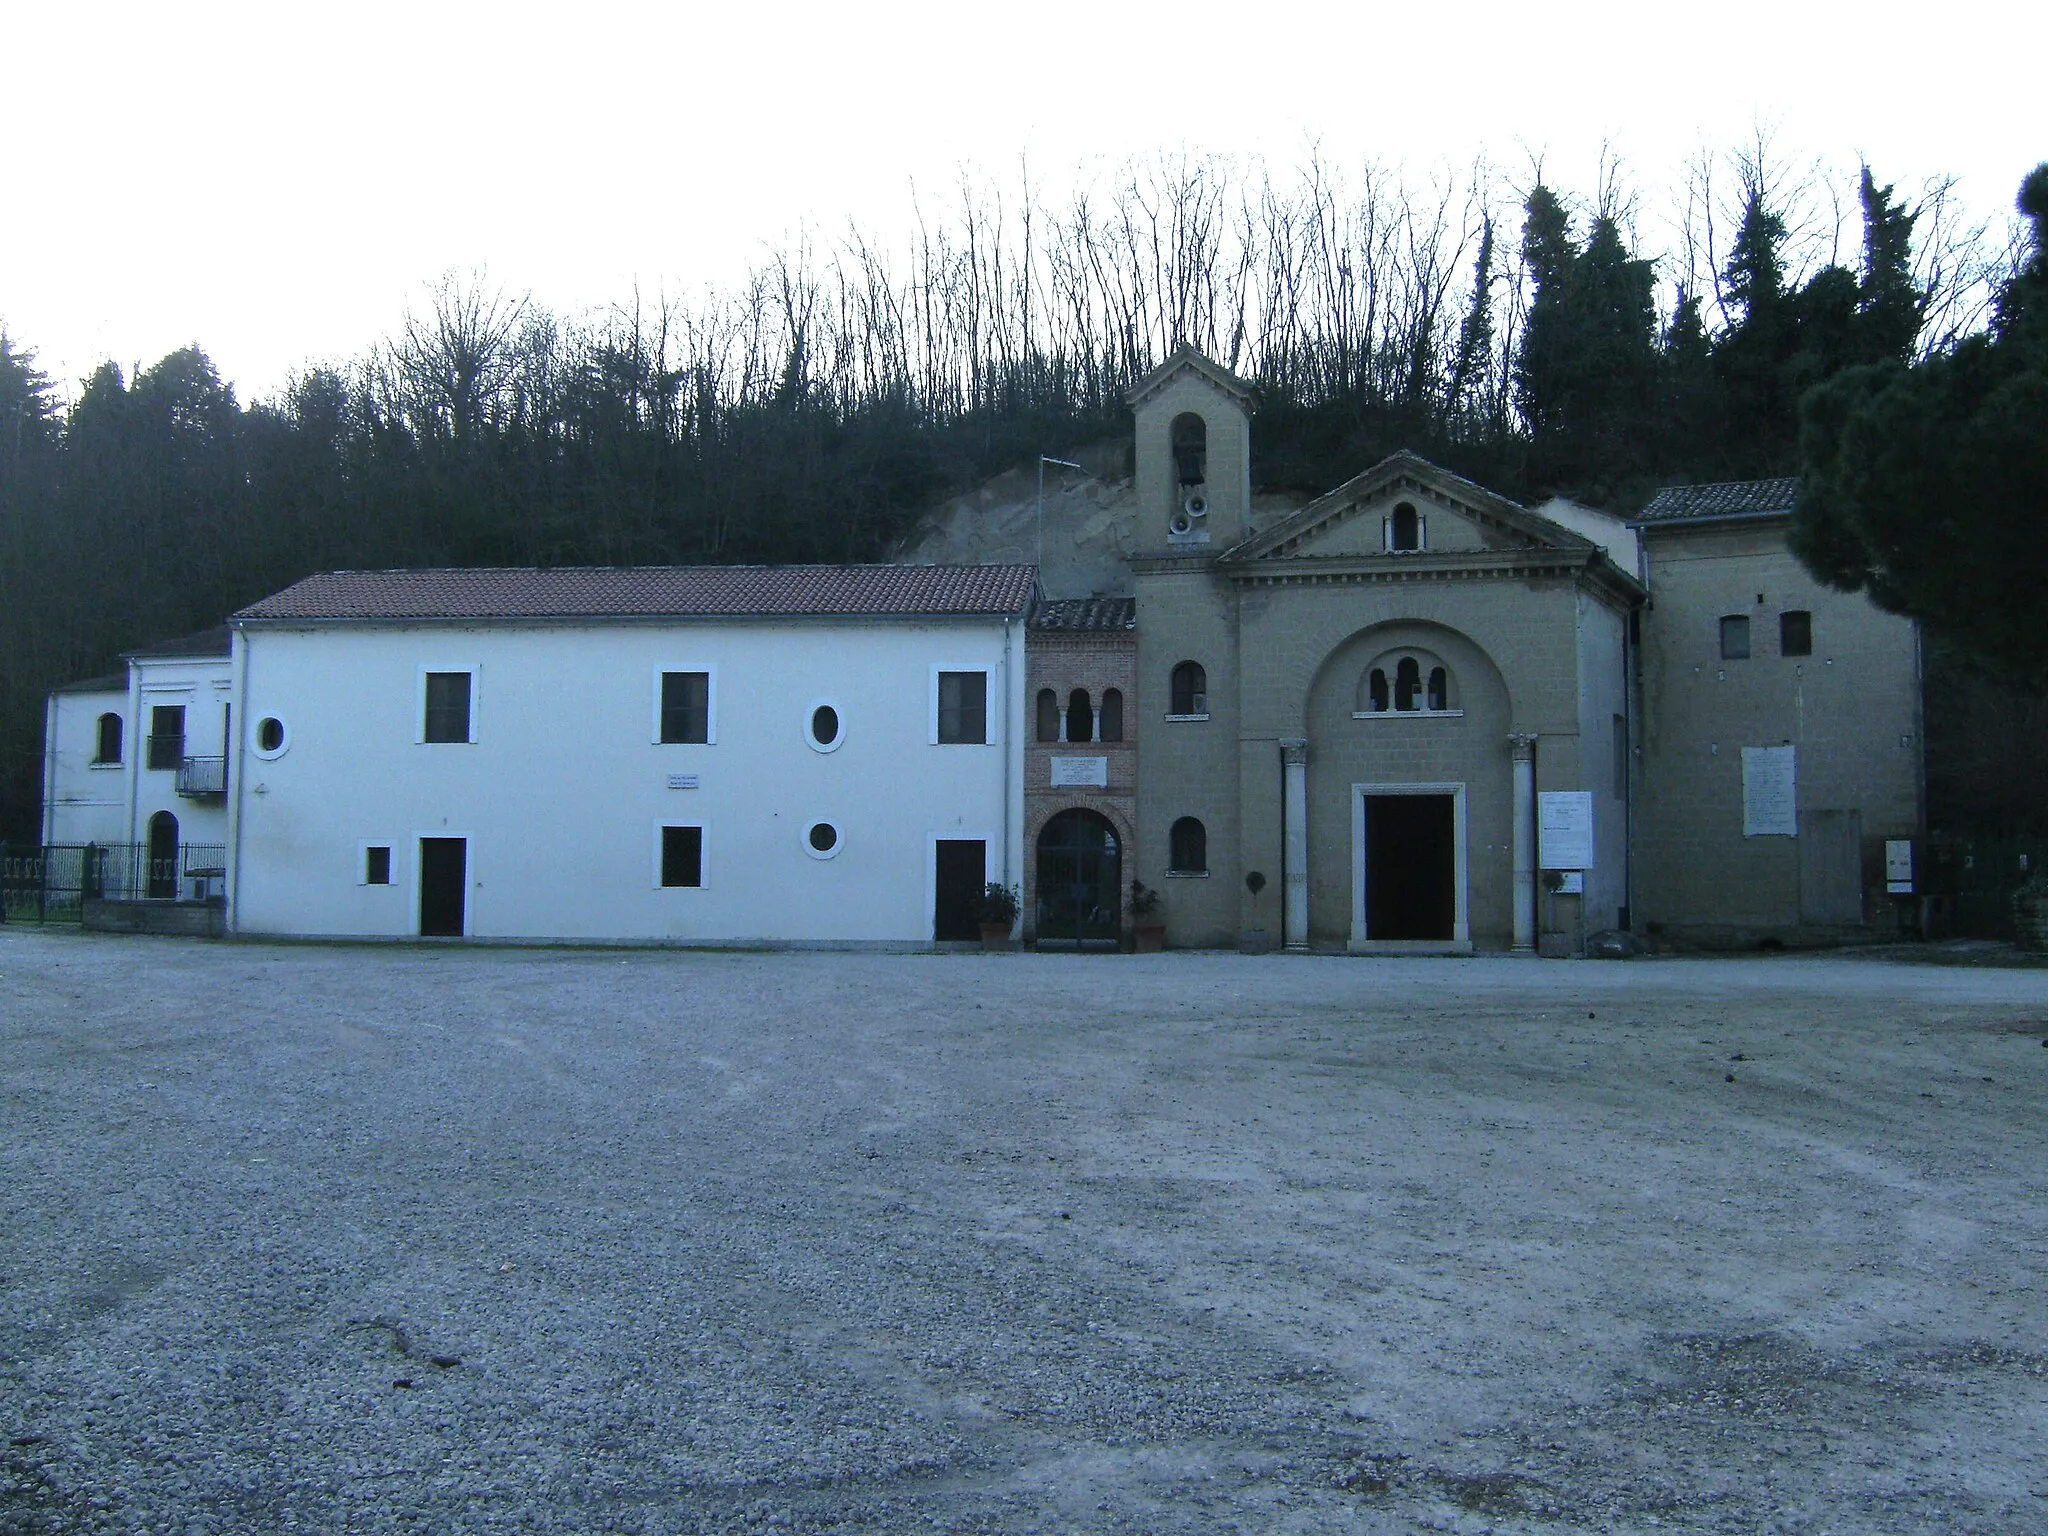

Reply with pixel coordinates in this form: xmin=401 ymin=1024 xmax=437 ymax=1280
xmin=3 ymin=0 xmax=2040 ymax=404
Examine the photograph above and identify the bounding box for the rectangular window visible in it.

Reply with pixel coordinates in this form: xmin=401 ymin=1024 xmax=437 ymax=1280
xmin=937 ymin=670 xmax=988 ymax=744
xmin=423 ymin=671 xmax=472 ymax=743
xmin=660 ymin=671 xmax=710 ymax=744
xmin=1719 ymin=615 xmax=1751 ymax=660
xmin=661 ymin=825 xmax=703 ymax=888
xmin=364 ymin=846 xmax=392 ymax=885
xmin=146 ymin=705 xmax=186 ymax=770
xmin=1780 ymin=610 xmax=1813 ymax=657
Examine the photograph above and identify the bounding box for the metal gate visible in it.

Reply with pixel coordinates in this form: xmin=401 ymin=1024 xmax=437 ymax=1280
xmin=1035 ymin=810 xmax=1122 ymax=949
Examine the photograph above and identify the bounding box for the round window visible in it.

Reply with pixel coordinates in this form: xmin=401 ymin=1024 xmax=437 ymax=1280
xmin=804 ymin=821 xmax=841 ymax=859
xmin=252 ymin=716 xmax=289 ymax=759
xmin=805 ymin=699 xmax=844 ymax=752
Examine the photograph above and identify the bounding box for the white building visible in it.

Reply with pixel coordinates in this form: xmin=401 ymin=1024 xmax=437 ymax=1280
xmin=41 ymin=628 xmax=234 ymax=901
xmin=222 ymin=565 xmax=1034 ymax=944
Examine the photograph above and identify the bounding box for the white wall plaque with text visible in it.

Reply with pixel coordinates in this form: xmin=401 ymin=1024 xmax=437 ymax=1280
xmin=1049 ymin=756 xmax=1109 ymax=788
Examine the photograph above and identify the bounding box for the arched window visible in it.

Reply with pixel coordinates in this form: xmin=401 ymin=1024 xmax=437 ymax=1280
xmin=1360 ymin=648 xmax=1459 ymax=716
xmin=1395 ymin=657 xmax=1422 ymax=711
xmin=1169 ymin=817 xmax=1207 ymax=874
xmin=1066 ymin=688 xmax=1093 ymax=744
xmin=1389 ymin=501 xmax=1423 ymax=551
xmin=1036 ymin=688 xmax=1060 ymax=742
xmin=1170 ymin=412 xmax=1207 ymax=486
xmin=1170 ymin=661 xmax=1207 ymax=717
xmin=1098 ymin=688 xmax=1124 ymax=742
xmin=94 ymin=712 xmax=123 ymax=765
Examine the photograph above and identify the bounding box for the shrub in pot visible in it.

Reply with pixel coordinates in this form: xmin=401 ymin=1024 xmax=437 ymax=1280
xmin=978 ymin=882 xmax=1019 ymax=948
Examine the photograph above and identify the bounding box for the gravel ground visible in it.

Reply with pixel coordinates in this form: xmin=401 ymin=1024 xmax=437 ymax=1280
xmin=3 ymin=931 xmax=2046 ymax=1535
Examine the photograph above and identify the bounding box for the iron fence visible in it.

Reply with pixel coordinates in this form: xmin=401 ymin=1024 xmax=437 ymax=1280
xmin=0 ymin=842 xmax=228 ymax=922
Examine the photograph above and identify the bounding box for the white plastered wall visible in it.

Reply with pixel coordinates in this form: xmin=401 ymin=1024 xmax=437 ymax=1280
xmin=228 ymin=617 xmax=1025 ymax=943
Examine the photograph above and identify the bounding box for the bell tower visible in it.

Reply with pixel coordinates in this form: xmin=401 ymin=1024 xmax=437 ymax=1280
xmin=1125 ymin=346 xmax=1254 ymax=551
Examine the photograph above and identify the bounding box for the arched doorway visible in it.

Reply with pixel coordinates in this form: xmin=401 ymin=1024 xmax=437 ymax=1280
xmin=1035 ymin=809 xmax=1122 ymax=950
xmin=146 ymin=811 xmax=179 ymax=900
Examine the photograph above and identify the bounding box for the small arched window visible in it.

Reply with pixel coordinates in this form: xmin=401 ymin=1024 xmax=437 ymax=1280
xmin=1360 ymin=649 xmax=1458 ymax=716
xmin=1066 ymin=689 xmax=1093 ymax=744
xmin=94 ymin=712 xmax=123 ymax=765
xmin=1170 ymin=661 xmax=1208 ymax=717
xmin=1098 ymin=688 xmax=1124 ymax=742
xmin=1170 ymin=412 xmax=1207 ymax=486
xmin=1389 ymin=501 xmax=1423 ymax=552
xmin=1036 ymin=688 xmax=1060 ymax=742
xmin=1395 ymin=657 xmax=1422 ymax=711
xmin=1169 ymin=817 xmax=1208 ymax=874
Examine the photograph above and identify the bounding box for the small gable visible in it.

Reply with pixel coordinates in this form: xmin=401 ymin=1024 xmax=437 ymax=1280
xmin=1232 ymin=454 xmax=1589 ymax=565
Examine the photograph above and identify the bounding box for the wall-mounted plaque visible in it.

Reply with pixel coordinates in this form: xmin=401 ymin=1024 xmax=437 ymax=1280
xmin=1049 ymin=756 xmax=1109 ymax=788
xmin=667 ymin=773 xmax=699 ymax=790
xmin=1741 ymin=746 xmax=1797 ymax=837
xmin=1538 ymin=791 xmax=1595 ymax=869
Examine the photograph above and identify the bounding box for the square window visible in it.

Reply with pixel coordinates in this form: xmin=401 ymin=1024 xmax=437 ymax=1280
xmin=364 ymin=846 xmax=392 ymax=885
xmin=937 ymin=670 xmax=987 ymax=744
xmin=1780 ymin=610 xmax=1812 ymax=657
xmin=424 ymin=672 xmax=472 ymax=743
xmin=661 ymin=825 xmax=703 ymax=888
xmin=1719 ymin=616 xmax=1751 ymax=660
xmin=661 ymin=671 xmax=710 ymax=744
xmin=147 ymin=705 xmax=186 ymax=770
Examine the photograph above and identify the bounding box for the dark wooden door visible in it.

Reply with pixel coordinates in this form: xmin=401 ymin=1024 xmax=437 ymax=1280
xmin=1364 ymin=794 xmax=1455 ymax=940
xmin=146 ymin=811 xmax=179 ymax=899
xmin=419 ymin=837 xmax=467 ymax=937
xmin=933 ymin=839 xmax=986 ymax=941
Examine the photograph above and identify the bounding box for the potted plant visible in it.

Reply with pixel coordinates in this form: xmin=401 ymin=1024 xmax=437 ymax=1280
xmin=2014 ymin=866 xmax=2048 ymax=953
xmin=1240 ymin=870 xmax=1271 ymax=953
xmin=978 ymin=882 xmax=1019 ymax=949
xmin=1130 ymin=879 xmax=1165 ymax=953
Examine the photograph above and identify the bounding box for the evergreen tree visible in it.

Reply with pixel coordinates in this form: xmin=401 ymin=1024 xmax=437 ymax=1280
xmin=1855 ymin=167 xmax=1924 ymax=364
xmin=1794 ymin=164 xmax=2048 ymax=683
xmin=1713 ymin=187 xmax=1795 ymax=470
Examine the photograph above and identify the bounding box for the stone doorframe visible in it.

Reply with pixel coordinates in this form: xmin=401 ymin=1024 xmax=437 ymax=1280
xmin=1348 ymin=781 xmax=1473 ymax=953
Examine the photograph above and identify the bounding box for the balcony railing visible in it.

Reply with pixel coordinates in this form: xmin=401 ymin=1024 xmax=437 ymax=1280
xmin=176 ymin=755 xmax=227 ymax=796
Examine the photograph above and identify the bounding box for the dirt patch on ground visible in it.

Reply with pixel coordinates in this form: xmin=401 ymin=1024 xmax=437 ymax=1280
xmin=3 ymin=933 xmax=2045 ymax=1532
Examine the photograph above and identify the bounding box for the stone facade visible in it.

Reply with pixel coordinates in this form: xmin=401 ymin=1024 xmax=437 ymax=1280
xmin=1631 ymin=510 xmax=1921 ymax=940
xmin=1121 ymin=351 xmax=1640 ymax=953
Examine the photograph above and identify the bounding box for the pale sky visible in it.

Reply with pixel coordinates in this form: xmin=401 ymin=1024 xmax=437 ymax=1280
xmin=4 ymin=0 xmax=2039 ymax=403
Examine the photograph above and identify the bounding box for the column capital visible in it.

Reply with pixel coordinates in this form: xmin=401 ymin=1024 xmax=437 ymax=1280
xmin=1507 ymin=732 xmax=1538 ymax=762
xmin=1279 ymin=737 xmax=1309 ymax=766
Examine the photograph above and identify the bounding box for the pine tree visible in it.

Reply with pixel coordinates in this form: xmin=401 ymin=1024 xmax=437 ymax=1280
xmin=1794 ymin=164 xmax=2048 ymax=683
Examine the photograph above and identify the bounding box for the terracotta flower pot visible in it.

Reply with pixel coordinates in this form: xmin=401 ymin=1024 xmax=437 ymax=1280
xmin=1133 ymin=922 xmax=1165 ymax=954
xmin=978 ymin=922 xmax=1012 ymax=950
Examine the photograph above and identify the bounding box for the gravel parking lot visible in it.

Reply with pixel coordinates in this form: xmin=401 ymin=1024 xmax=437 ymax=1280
xmin=3 ymin=930 xmax=2045 ymax=1534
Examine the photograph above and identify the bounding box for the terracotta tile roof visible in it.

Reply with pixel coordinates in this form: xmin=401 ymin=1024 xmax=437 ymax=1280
xmin=124 ymin=625 xmax=232 ymax=660
xmin=1030 ymin=596 xmax=1137 ymax=632
xmin=1636 ymin=478 xmax=1799 ymax=523
xmin=233 ymin=565 xmax=1039 ymax=623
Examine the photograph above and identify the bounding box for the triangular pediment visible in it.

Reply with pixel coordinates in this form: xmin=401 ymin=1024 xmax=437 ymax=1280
xmin=1219 ymin=451 xmax=1598 ymax=565
xmin=1123 ymin=345 xmax=1256 ymax=411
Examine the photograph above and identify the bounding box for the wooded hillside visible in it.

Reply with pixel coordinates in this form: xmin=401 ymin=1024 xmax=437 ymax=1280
xmin=0 ymin=151 xmax=2018 ymax=839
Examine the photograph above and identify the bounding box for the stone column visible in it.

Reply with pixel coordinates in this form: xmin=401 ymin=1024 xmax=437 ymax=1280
xmin=1281 ymin=738 xmax=1310 ymax=951
xmin=1509 ymin=733 xmax=1538 ymax=953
